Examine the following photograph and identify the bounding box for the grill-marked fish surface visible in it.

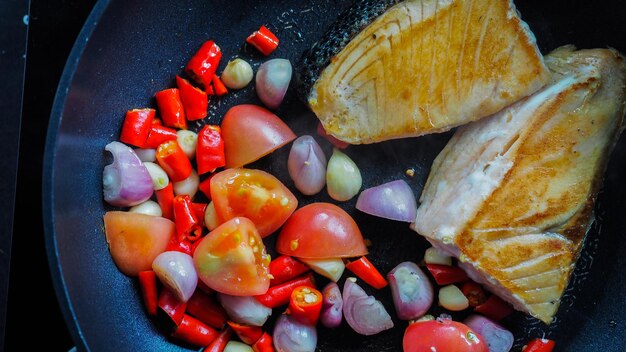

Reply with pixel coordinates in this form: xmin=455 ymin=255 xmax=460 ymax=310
xmin=413 ymin=46 xmax=626 ymax=324
xmin=299 ymin=0 xmax=550 ymax=144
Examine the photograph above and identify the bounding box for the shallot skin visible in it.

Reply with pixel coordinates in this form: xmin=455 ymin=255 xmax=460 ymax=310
xmin=288 ymin=135 xmax=327 ymax=195
xmin=103 ymin=141 xmax=153 ymax=207
xmin=256 ymin=59 xmax=292 ymax=109
xmin=342 ymin=278 xmax=393 ymax=336
xmin=273 ymin=313 xmax=317 ymax=352
xmin=464 ymin=315 xmax=514 ymax=352
xmin=152 ymin=251 xmax=197 ymax=302
xmin=320 ymin=282 xmax=343 ymax=328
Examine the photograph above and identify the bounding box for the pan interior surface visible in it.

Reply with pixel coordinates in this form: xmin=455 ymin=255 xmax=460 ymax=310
xmin=44 ymin=0 xmax=626 ymax=351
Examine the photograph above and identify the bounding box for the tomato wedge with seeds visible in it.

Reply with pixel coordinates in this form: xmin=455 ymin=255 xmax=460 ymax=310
xmin=276 ymin=202 xmax=368 ymax=259
xmin=403 ymin=319 xmax=488 ymax=352
xmin=193 ymin=217 xmax=270 ymax=296
xmin=210 ymin=168 xmax=297 ymax=237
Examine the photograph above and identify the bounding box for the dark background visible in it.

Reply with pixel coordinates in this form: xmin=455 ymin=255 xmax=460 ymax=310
xmin=4 ymin=0 xmax=96 ymax=350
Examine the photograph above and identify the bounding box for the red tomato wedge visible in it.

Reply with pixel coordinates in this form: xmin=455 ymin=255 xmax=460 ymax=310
xmin=403 ymin=319 xmax=488 ymax=352
xmin=210 ymin=168 xmax=297 ymax=237
xmin=221 ymin=104 xmax=296 ymax=168
xmin=193 ymin=217 xmax=270 ymax=296
xmin=276 ymin=202 xmax=368 ymax=259
xmin=103 ymin=211 xmax=173 ymax=276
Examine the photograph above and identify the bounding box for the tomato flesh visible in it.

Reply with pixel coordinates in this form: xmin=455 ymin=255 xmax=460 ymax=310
xmin=221 ymin=104 xmax=296 ymax=168
xmin=276 ymin=202 xmax=368 ymax=259
xmin=210 ymin=168 xmax=297 ymax=237
xmin=403 ymin=319 xmax=488 ymax=352
xmin=103 ymin=211 xmax=174 ymax=276
xmin=193 ymin=217 xmax=270 ymax=296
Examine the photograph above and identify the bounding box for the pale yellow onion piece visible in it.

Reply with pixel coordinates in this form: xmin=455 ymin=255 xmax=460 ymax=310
xmin=438 ymin=285 xmax=469 ymax=311
xmin=143 ymin=161 xmax=169 ymax=191
xmin=221 ymin=58 xmax=253 ymax=90
xmin=204 ymin=201 xmax=219 ymax=231
xmin=224 ymin=341 xmax=253 ymax=352
xmin=299 ymin=258 xmax=345 ymax=282
xmin=176 ymin=130 xmax=197 ymax=159
xmin=424 ymin=247 xmax=452 ymax=266
xmin=129 ymin=200 xmax=162 ymax=217
xmin=173 ymin=169 xmax=199 ymax=197
xmin=326 ymin=148 xmax=361 ymax=201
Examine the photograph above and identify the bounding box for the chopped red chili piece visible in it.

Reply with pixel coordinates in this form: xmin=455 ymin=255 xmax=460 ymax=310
xmin=176 ymin=75 xmax=208 ymax=121
xmin=269 ymin=255 xmax=310 ymax=287
xmin=425 ymin=264 xmax=469 ymax=285
xmin=155 ymin=182 xmax=174 ymax=220
xmin=198 ymin=176 xmax=214 ymax=200
xmin=196 ymin=125 xmax=225 ymax=175
xmin=138 ymin=270 xmax=158 ymax=316
xmin=227 ymin=321 xmax=263 ymax=345
xmin=252 ymin=332 xmax=274 ymax=352
xmin=156 ymin=140 xmax=193 ymax=182
xmin=143 ymin=123 xmax=178 ymax=149
xmin=246 ymin=25 xmax=279 ymax=56
xmin=289 ymin=286 xmax=323 ymax=325
xmin=203 ymin=327 xmax=233 ymax=352
xmin=158 ymin=287 xmax=188 ymax=326
xmin=346 ymin=256 xmax=388 ymax=289
xmin=155 ymin=88 xmax=187 ymax=129
xmin=255 ymin=273 xmax=315 ymax=308
xmin=461 ymin=281 xmax=487 ymax=307
xmin=522 ymin=338 xmax=556 ymax=352
xmin=173 ymin=195 xmax=203 ymax=242
xmin=192 ymin=202 xmax=208 ymax=226
xmin=212 ymin=75 xmax=228 ymax=96
xmin=474 ymin=294 xmax=515 ymax=321
xmin=119 ymin=108 xmax=155 ymax=147
xmin=165 ymin=236 xmax=193 ymax=256
xmin=186 ymin=40 xmax=222 ymax=90
xmin=186 ymin=291 xmax=228 ymax=329
xmin=171 ymin=314 xmax=219 ymax=347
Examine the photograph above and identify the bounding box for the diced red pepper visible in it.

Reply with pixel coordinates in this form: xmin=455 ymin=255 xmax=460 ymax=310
xmin=186 ymin=40 xmax=222 ymax=90
xmin=158 ymin=287 xmax=188 ymax=326
xmin=203 ymin=327 xmax=233 ymax=352
xmin=226 ymin=321 xmax=263 ymax=345
xmin=165 ymin=235 xmax=193 ymax=256
xmin=196 ymin=125 xmax=226 ymax=175
xmin=176 ymin=75 xmax=208 ymax=121
xmin=192 ymin=202 xmax=208 ymax=225
xmin=212 ymin=75 xmax=228 ymax=96
xmin=138 ymin=270 xmax=158 ymax=316
xmin=252 ymin=332 xmax=274 ymax=352
xmin=186 ymin=291 xmax=228 ymax=330
xmin=198 ymin=176 xmax=214 ymax=200
xmin=474 ymin=294 xmax=515 ymax=321
xmin=269 ymin=255 xmax=310 ymax=287
xmin=289 ymin=286 xmax=323 ymax=326
xmin=522 ymin=338 xmax=556 ymax=352
xmin=426 ymin=264 xmax=469 ymax=285
xmin=156 ymin=140 xmax=193 ymax=182
xmin=143 ymin=123 xmax=178 ymax=149
xmin=119 ymin=108 xmax=155 ymax=147
xmin=246 ymin=25 xmax=279 ymax=56
xmin=171 ymin=314 xmax=219 ymax=347
xmin=255 ymin=273 xmax=315 ymax=308
xmin=316 ymin=122 xmax=350 ymax=149
xmin=345 ymin=256 xmax=388 ymax=289
xmin=155 ymin=88 xmax=187 ymax=129
xmin=155 ymin=182 xmax=175 ymax=220
xmin=173 ymin=195 xmax=203 ymax=242
xmin=461 ymin=281 xmax=487 ymax=307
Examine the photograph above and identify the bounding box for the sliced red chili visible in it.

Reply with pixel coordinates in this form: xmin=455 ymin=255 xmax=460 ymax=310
xmin=461 ymin=281 xmax=487 ymax=307
xmin=155 ymin=182 xmax=175 ymax=220
xmin=426 ymin=264 xmax=469 ymax=285
xmin=119 ymin=108 xmax=155 ymax=147
xmin=171 ymin=314 xmax=219 ymax=347
xmin=255 ymin=273 xmax=315 ymax=308
xmin=192 ymin=202 xmax=208 ymax=226
xmin=165 ymin=235 xmax=193 ymax=256
xmin=198 ymin=176 xmax=214 ymax=200
xmin=138 ymin=270 xmax=158 ymax=316
xmin=316 ymin=122 xmax=349 ymax=149
xmin=252 ymin=332 xmax=274 ymax=352
xmin=158 ymin=287 xmax=188 ymax=326
xmin=212 ymin=75 xmax=228 ymax=96
xmin=474 ymin=294 xmax=515 ymax=321
xmin=196 ymin=125 xmax=225 ymax=175
xmin=186 ymin=40 xmax=222 ymax=90
xmin=155 ymin=88 xmax=187 ymax=129
xmin=289 ymin=286 xmax=323 ymax=326
xmin=173 ymin=195 xmax=203 ymax=242
xmin=186 ymin=291 xmax=228 ymax=329
xmin=176 ymin=75 xmax=208 ymax=121
xmin=246 ymin=25 xmax=279 ymax=56
xmin=522 ymin=338 xmax=556 ymax=352
xmin=226 ymin=321 xmax=263 ymax=345
xmin=143 ymin=123 xmax=178 ymax=149
xmin=203 ymin=327 xmax=233 ymax=352
xmin=156 ymin=140 xmax=193 ymax=182
xmin=345 ymin=256 xmax=388 ymax=289
xmin=269 ymin=255 xmax=310 ymax=287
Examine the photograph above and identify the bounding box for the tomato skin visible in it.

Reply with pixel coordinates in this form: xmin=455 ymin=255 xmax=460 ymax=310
xmin=193 ymin=217 xmax=270 ymax=296
xmin=210 ymin=168 xmax=297 ymax=237
xmin=403 ymin=319 xmax=488 ymax=352
xmin=276 ymin=202 xmax=368 ymax=259
xmin=221 ymin=104 xmax=296 ymax=168
xmin=103 ymin=211 xmax=174 ymax=276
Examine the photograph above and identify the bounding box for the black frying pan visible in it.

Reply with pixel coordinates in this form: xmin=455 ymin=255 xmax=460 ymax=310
xmin=43 ymin=0 xmax=626 ymax=351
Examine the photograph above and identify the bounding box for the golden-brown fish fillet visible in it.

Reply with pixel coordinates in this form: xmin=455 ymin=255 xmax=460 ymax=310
xmin=307 ymin=0 xmax=550 ymax=144
xmin=413 ymin=46 xmax=626 ymax=324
